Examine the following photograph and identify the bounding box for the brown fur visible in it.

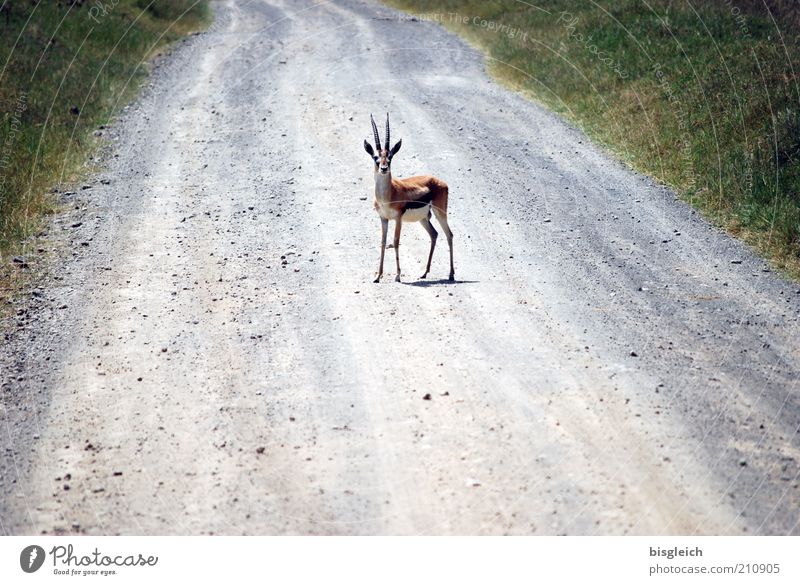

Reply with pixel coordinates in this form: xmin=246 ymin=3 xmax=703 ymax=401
xmin=374 ymin=175 xmax=449 ymax=218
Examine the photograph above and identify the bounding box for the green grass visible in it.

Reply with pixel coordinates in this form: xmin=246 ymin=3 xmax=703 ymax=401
xmin=386 ymin=0 xmax=800 ymax=277
xmin=0 ymin=0 xmax=209 ymax=254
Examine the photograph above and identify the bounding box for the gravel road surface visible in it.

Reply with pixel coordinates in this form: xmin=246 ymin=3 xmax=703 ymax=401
xmin=1 ymin=0 xmax=799 ymax=535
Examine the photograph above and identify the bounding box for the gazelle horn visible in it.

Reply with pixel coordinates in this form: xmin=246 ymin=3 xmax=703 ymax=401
xmin=385 ymin=112 xmax=390 ymax=150
xmin=370 ymin=114 xmax=381 ymax=151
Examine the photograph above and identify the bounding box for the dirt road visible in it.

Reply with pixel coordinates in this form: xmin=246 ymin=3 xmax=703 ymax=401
xmin=1 ymin=0 xmax=799 ymax=535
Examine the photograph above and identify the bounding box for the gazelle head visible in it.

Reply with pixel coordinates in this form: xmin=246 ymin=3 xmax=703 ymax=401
xmin=364 ymin=113 xmax=402 ymax=175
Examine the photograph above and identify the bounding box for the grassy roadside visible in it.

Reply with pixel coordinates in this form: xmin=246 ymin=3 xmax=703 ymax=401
xmin=0 ymin=0 xmax=209 ymax=258
xmin=385 ymin=0 xmax=800 ymax=278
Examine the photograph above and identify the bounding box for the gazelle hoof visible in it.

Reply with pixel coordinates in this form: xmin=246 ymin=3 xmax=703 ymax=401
xmin=448 ymin=273 xmax=455 ymax=282
xmin=373 ymin=276 xmax=381 ymax=283
xmin=419 ymin=274 xmax=428 ymax=279
xmin=395 ymin=275 xmax=401 ymax=282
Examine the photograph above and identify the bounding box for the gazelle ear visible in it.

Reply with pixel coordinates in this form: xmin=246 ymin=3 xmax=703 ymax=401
xmin=364 ymin=140 xmax=375 ymax=157
xmin=389 ymin=139 xmax=402 ymax=158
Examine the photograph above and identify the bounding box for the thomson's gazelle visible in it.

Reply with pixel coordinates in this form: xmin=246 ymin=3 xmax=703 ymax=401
xmin=363 ymin=113 xmax=454 ymax=283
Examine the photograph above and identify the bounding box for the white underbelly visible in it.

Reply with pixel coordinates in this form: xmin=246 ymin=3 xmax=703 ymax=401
xmin=401 ymin=204 xmax=431 ymax=222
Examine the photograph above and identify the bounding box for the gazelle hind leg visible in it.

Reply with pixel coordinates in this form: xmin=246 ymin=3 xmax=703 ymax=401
xmin=419 ymin=216 xmax=438 ymax=279
xmin=432 ymin=207 xmax=454 ymax=281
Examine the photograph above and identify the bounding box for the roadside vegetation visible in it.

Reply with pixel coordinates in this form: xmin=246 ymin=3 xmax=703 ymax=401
xmin=0 ymin=0 xmax=209 ymax=255
xmin=386 ymin=0 xmax=800 ymax=277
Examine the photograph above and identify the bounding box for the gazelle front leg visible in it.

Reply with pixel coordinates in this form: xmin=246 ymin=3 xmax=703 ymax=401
xmin=393 ymin=218 xmax=403 ymax=282
xmin=374 ymin=217 xmax=388 ymax=283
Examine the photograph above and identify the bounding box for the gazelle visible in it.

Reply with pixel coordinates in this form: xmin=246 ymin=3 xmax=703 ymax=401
xmin=364 ymin=113 xmax=454 ymax=283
